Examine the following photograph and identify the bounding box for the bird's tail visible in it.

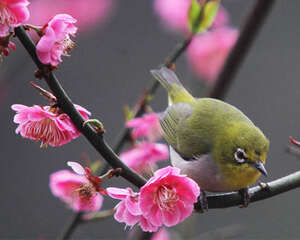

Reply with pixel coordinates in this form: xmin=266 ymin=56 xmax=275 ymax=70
xmin=150 ymin=67 xmax=194 ymax=104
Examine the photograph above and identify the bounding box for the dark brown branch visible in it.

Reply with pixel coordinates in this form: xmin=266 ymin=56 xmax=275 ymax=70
xmin=209 ymin=0 xmax=275 ymax=99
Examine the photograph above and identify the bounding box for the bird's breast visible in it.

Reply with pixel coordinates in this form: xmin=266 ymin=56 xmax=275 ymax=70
xmin=170 ymin=147 xmax=227 ymax=192
xmin=170 ymin=147 xmax=260 ymax=192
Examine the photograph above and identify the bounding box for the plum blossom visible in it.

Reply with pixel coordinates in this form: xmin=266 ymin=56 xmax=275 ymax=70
xmin=153 ymin=0 xmax=228 ymax=34
xmin=11 ymin=103 xmax=90 ymax=147
xmin=186 ymin=27 xmax=239 ymax=84
xmin=0 ymin=0 xmax=30 ymax=37
xmin=139 ymin=166 xmax=200 ymax=227
xmin=120 ymin=142 xmax=168 ymax=174
xmin=28 ymin=0 xmax=114 ymax=32
xmin=107 ymin=187 xmax=141 ymax=227
xmin=108 ymin=167 xmax=199 ymax=232
xmin=107 ymin=187 xmax=159 ymax=232
xmin=126 ymin=113 xmax=162 ymax=141
xmin=36 ymin=14 xmax=77 ymax=66
xmin=50 ymin=162 xmax=105 ymax=212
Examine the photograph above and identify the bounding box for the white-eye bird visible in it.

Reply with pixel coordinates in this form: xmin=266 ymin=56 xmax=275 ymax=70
xmin=151 ymin=67 xmax=269 ymax=199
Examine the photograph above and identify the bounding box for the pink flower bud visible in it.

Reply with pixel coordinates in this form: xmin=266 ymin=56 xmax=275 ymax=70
xmin=0 ymin=37 xmax=16 ymax=59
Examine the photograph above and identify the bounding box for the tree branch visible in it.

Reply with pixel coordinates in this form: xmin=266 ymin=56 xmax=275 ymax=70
xmin=14 ymin=26 xmax=147 ymax=188
xmin=209 ymin=0 xmax=275 ymax=99
xmin=112 ymin=33 xmax=193 ymax=154
xmin=197 ymin=171 xmax=300 ymax=210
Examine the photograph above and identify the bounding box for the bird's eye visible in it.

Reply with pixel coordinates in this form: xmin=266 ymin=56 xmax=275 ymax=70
xmin=234 ymin=148 xmax=246 ymax=163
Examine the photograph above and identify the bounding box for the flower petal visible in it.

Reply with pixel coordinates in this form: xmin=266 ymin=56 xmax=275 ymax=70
xmin=67 ymin=161 xmax=86 ymax=175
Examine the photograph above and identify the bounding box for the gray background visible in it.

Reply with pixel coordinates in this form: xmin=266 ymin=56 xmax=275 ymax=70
xmin=1 ymin=0 xmax=300 ymax=239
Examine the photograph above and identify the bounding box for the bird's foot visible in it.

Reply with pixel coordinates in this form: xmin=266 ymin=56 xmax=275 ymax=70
xmin=196 ymin=190 xmax=208 ymax=213
xmin=258 ymin=180 xmax=270 ymax=191
xmin=238 ymin=187 xmax=251 ymax=208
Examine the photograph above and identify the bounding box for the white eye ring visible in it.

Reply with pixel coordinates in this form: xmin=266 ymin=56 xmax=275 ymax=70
xmin=234 ymin=148 xmax=246 ymax=163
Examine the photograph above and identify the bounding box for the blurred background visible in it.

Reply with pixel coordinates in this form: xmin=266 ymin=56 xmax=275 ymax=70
xmin=1 ymin=0 xmax=300 ymax=239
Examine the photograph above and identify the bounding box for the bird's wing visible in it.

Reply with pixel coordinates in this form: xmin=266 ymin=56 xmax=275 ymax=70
xmin=159 ymin=102 xmax=212 ymax=158
xmin=159 ymin=102 xmax=193 ymax=153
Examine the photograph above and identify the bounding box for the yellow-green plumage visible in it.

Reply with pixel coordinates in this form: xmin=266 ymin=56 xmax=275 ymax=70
xmin=151 ymin=67 xmax=269 ymax=192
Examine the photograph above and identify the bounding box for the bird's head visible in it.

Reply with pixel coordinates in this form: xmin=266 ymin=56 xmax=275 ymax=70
xmin=214 ymin=121 xmax=270 ymax=190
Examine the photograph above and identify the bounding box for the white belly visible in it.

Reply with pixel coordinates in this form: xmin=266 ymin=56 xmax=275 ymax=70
xmin=170 ymin=147 xmax=229 ymax=192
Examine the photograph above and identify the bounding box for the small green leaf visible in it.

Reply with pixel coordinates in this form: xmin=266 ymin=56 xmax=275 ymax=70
xmin=188 ymin=0 xmax=220 ymax=34
xmin=123 ymin=105 xmax=134 ymax=121
xmin=90 ymin=160 xmax=102 ymax=174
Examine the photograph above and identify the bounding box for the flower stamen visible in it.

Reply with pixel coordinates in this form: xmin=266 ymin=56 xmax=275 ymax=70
xmin=155 ymin=185 xmax=179 ymax=212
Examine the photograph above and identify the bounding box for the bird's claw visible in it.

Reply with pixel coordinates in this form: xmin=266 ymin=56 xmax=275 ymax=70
xmin=238 ymin=188 xmax=251 ymax=208
xmin=83 ymin=119 xmax=106 ymax=134
xmin=258 ymin=181 xmax=270 ymax=191
xmin=196 ymin=190 xmax=208 ymax=213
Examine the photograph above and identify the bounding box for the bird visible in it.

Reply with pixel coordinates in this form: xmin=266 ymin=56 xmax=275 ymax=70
xmin=150 ymin=67 xmax=269 ymax=207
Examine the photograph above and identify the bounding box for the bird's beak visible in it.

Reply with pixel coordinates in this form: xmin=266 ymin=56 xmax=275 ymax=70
xmin=249 ymin=161 xmax=268 ymax=176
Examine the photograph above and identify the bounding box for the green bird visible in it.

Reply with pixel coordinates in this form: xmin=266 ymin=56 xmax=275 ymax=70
xmin=151 ymin=67 xmax=269 ymax=204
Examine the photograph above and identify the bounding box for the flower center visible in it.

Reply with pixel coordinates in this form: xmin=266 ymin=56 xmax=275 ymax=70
xmin=24 ymin=117 xmax=69 ymax=147
xmin=0 ymin=4 xmax=17 ymax=27
xmin=57 ymin=35 xmax=75 ymax=56
xmin=76 ymin=182 xmax=96 ymax=201
xmin=155 ymin=185 xmax=179 ymax=212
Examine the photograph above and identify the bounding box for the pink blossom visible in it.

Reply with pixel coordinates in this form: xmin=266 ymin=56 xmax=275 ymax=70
xmin=0 ymin=0 xmax=30 ymax=37
xmin=107 ymin=187 xmax=159 ymax=232
xmin=154 ymin=0 xmax=228 ymax=34
xmin=211 ymin=5 xmax=229 ymax=29
xmin=186 ymin=27 xmax=239 ymax=84
xmin=154 ymin=0 xmax=191 ymax=33
xmin=140 ymin=166 xmax=200 ymax=227
xmin=107 ymin=187 xmax=141 ymax=227
xmin=11 ymin=103 xmax=90 ymax=147
xmin=126 ymin=113 xmax=162 ymax=141
xmin=50 ymin=162 xmax=104 ymax=212
xmin=120 ymin=142 xmax=169 ymax=174
xmin=152 ymin=228 xmax=170 ymax=240
xmin=28 ymin=0 xmax=114 ymax=33
xmin=36 ymin=14 xmax=77 ymax=66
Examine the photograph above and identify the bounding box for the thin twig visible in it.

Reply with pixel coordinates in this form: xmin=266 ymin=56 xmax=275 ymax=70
xmin=57 ymin=213 xmax=82 ymax=240
xmin=209 ymin=0 xmax=275 ymax=99
xmin=81 ymin=209 xmax=115 ymax=223
xmin=112 ymin=33 xmax=193 ymax=154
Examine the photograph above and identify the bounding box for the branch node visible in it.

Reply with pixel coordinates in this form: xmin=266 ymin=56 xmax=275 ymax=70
xmin=83 ymin=119 xmax=106 ymax=134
